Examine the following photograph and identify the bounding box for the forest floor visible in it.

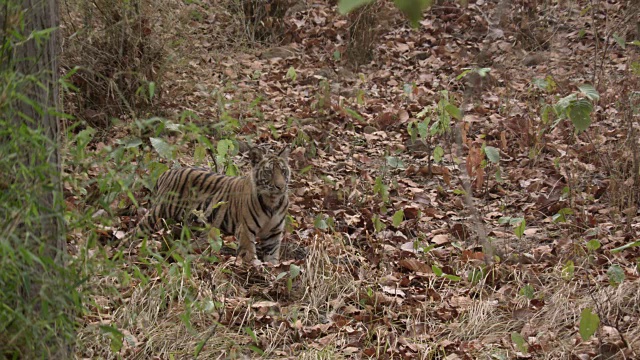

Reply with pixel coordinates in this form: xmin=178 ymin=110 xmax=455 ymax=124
xmin=70 ymin=0 xmax=640 ymax=359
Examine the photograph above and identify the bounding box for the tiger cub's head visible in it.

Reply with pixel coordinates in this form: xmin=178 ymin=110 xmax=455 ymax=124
xmin=249 ymin=146 xmax=291 ymax=196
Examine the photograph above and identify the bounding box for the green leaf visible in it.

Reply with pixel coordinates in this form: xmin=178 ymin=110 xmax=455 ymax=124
xmin=433 ymin=146 xmax=444 ymax=163
xmin=520 ymin=284 xmax=534 ymax=299
xmin=150 ymin=137 xmax=174 ymax=159
xmin=417 ymin=119 xmax=429 ymax=138
xmin=386 ymin=156 xmax=406 ymax=169
xmin=511 ymin=332 xmax=528 ymax=353
xmin=456 ymin=69 xmax=473 ymax=80
xmin=613 ymin=34 xmax=625 ymax=49
xmin=289 ymin=264 xmax=301 ymax=278
xmin=148 ymin=81 xmax=156 ymax=100
xmin=373 ymin=215 xmax=385 ymax=232
xmin=416 ymin=106 xmax=430 ymax=119
xmin=247 ymin=345 xmax=265 ymax=356
xmin=338 ymin=0 xmax=376 ymax=14
xmin=611 ymin=240 xmax=640 ymax=253
xmin=119 ymin=137 xmax=142 ymax=149
xmin=407 ymin=122 xmax=416 ymax=141
xmin=393 ymin=0 xmax=433 ymax=28
xmin=578 ymin=84 xmax=600 ymax=101
xmin=514 ymin=218 xmax=526 ymax=239
xmin=561 ymin=260 xmax=574 ymax=280
xmin=494 ymin=167 xmax=503 ymax=182
xmin=162 ymin=119 xmax=183 ymax=133
xmin=586 ymin=239 xmax=601 ymax=251
xmin=226 ymin=163 xmax=238 ymax=176
xmin=431 ymin=265 xmax=443 ymax=276
xmin=468 ymin=268 xmax=484 ymax=284
xmin=443 ymin=274 xmax=461 ymax=281
xmin=533 ymin=77 xmax=552 ymax=92
xmin=194 ymin=144 xmax=207 ymax=164
xmin=314 ymin=214 xmax=328 ymax=230
xmin=553 ymin=208 xmax=574 ymax=223
xmin=444 ymin=103 xmax=462 ymax=120
xmin=607 ymin=264 xmax=625 ymax=286
xmin=554 ymin=93 xmax=577 ymax=116
xmin=484 ymin=146 xmax=500 ymax=163
xmin=286 ymin=66 xmax=297 ymax=82
xmin=568 ymin=98 xmax=593 ymax=133
xmin=343 ymin=107 xmax=364 ymax=121
xmin=244 ymin=326 xmax=259 ymax=343
xmin=100 ymin=325 xmax=124 ymax=353
xmin=477 ymin=67 xmax=491 ymax=77
xmin=579 ymin=308 xmax=600 ymax=341
xmin=275 ymin=271 xmax=288 ymax=281
xmin=392 ymin=210 xmax=404 ymax=227
xmin=217 ymin=139 xmax=233 ymax=156
xmin=76 ymin=127 xmax=96 ymax=148
xmin=374 ymin=177 xmax=389 ymax=203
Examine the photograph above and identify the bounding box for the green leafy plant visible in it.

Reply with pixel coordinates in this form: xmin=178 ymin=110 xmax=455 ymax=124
xmin=498 ymin=216 xmax=526 ymax=239
xmin=431 ymin=265 xmax=461 ymax=282
xmin=552 ymin=84 xmax=599 ymax=133
xmin=519 ymin=284 xmax=535 ymax=300
xmin=511 ymin=332 xmax=528 ymax=353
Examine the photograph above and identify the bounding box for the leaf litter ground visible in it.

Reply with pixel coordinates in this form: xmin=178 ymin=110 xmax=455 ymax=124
xmin=73 ymin=1 xmax=640 ymax=359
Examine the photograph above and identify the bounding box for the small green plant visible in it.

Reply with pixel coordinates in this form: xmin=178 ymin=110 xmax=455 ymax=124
xmin=561 ymin=260 xmax=575 ymax=280
xmin=498 ymin=216 xmax=526 ymax=239
xmin=276 ymin=263 xmax=302 ymax=293
xmin=286 ymin=66 xmax=297 ymax=82
xmin=407 ymin=90 xmax=461 ymax=170
xmin=431 ymin=264 xmax=461 ymax=282
xmin=519 ymin=284 xmax=535 ymax=300
xmin=373 ymin=176 xmax=390 ymax=204
xmin=511 ymin=332 xmax=529 ymax=353
xmin=391 ymin=210 xmax=404 ymax=227
xmin=552 ymin=84 xmax=599 ymax=132
xmin=313 ymin=214 xmax=335 ymax=231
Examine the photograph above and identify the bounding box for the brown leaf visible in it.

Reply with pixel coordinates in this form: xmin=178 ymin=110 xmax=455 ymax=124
xmin=450 ymin=223 xmax=471 ymax=241
xmin=399 ymin=258 xmax=432 ymax=273
xmin=431 ymin=234 xmax=449 ymax=245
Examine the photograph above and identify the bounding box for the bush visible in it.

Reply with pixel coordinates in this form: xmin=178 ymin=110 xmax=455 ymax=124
xmin=346 ymin=1 xmax=383 ymax=67
xmin=61 ymin=0 xmax=167 ymax=128
xmin=229 ymin=0 xmax=296 ymax=43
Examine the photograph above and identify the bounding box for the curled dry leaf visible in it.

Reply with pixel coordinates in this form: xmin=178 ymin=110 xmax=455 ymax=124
xmin=431 ymin=234 xmax=449 ymax=245
xmin=399 ymin=258 xmax=432 ymax=273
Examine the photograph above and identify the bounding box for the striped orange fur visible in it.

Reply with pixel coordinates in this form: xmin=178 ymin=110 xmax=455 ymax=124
xmin=136 ymin=146 xmax=290 ymax=263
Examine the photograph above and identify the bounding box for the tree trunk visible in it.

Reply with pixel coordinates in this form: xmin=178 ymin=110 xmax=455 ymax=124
xmin=1 ymin=0 xmax=71 ymax=356
xmin=14 ymin=0 xmax=65 ymax=259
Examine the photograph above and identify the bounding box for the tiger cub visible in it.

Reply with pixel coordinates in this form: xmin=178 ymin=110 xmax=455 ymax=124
xmin=136 ymin=146 xmax=290 ymax=263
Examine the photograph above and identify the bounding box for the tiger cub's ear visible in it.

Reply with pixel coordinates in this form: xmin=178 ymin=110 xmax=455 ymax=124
xmin=249 ymin=146 xmax=264 ymax=166
xmin=277 ymin=146 xmax=290 ymax=159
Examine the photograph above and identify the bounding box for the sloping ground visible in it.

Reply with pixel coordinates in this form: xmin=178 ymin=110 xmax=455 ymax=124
xmin=74 ymin=0 xmax=640 ymax=359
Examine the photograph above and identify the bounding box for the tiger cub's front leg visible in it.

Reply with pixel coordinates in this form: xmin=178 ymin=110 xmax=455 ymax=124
xmin=236 ymin=223 xmax=258 ymax=263
xmin=259 ymin=225 xmax=284 ymax=264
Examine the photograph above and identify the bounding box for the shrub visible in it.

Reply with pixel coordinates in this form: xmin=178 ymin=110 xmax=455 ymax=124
xmin=61 ymin=0 xmax=167 ymax=128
